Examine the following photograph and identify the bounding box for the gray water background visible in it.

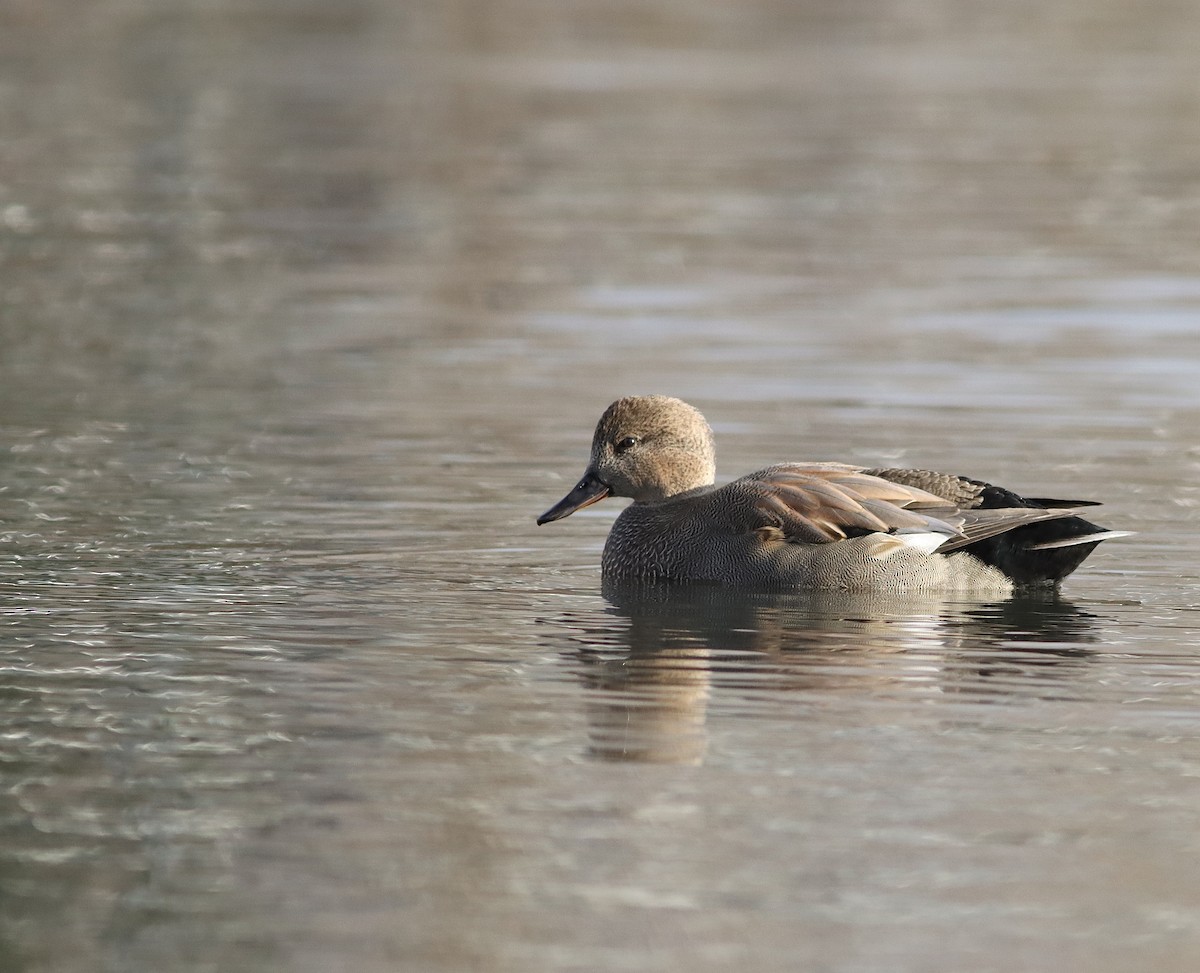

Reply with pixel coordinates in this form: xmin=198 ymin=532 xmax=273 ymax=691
xmin=2 ymin=1 xmax=1200 ymax=970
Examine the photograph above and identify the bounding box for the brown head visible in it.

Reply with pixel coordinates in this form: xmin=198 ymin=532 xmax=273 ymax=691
xmin=537 ymin=396 xmax=717 ymax=524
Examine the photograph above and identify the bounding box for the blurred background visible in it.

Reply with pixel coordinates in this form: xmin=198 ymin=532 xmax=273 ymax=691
xmin=2 ymin=1 xmax=1199 ymax=971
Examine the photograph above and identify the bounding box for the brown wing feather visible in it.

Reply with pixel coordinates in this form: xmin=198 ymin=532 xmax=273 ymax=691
xmin=741 ymin=465 xmax=966 ymax=546
xmin=728 ymin=463 xmax=1088 ymax=554
xmin=768 ymin=464 xmax=952 ymax=508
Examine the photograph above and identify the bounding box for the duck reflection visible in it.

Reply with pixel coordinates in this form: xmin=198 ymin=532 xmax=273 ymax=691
xmin=564 ymin=580 xmax=1102 ymax=764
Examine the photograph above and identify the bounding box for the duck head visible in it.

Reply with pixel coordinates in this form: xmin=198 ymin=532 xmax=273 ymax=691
xmin=537 ymin=395 xmax=716 ymax=524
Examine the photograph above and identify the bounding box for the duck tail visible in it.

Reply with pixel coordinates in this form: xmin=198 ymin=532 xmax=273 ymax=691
xmin=963 ymin=514 xmax=1127 ymax=587
xmin=938 ymin=480 xmax=1127 ymax=587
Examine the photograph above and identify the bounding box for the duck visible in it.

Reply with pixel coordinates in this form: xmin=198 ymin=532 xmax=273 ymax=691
xmin=537 ymin=395 xmax=1129 ymax=591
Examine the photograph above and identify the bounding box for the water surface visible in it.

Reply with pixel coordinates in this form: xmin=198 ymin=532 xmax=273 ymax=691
xmin=2 ymin=1 xmax=1200 ymax=971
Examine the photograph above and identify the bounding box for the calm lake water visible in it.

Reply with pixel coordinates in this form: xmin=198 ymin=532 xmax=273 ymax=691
xmin=3 ymin=1 xmax=1200 ymax=971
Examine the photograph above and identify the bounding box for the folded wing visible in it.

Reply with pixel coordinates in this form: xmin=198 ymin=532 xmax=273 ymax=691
xmin=737 ymin=463 xmax=1083 ymax=552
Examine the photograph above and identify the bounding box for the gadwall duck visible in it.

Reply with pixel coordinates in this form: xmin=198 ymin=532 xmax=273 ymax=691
xmin=537 ymin=395 xmax=1129 ymax=591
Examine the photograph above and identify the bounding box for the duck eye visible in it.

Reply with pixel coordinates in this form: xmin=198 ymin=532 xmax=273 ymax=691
xmin=615 ymin=436 xmax=639 ymax=454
